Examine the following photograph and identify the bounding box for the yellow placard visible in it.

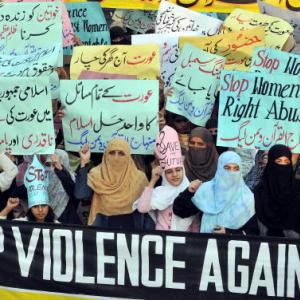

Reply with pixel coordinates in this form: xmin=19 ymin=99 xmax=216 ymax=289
xmin=223 ymin=8 xmax=294 ymax=50
xmin=70 ymin=44 xmax=160 ymax=80
xmin=179 ymin=27 xmax=265 ymax=71
xmin=63 ymin=0 xmax=300 ymax=13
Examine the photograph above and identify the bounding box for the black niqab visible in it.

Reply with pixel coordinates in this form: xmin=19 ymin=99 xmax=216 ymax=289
xmin=255 ymin=145 xmax=300 ymax=232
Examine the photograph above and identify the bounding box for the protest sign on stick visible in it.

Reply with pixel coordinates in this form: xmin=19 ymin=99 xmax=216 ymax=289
xmin=0 ymin=77 xmax=55 ymax=155
xmin=179 ymin=27 xmax=265 ymax=71
xmin=64 ymin=2 xmax=110 ymax=56
xmin=166 ymin=44 xmax=225 ymax=126
xmin=70 ymin=44 xmax=160 ymax=80
xmin=60 ymin=79 xmax=159 ymax=154
xmin=218 ymin=70 xmax=300 ymax=152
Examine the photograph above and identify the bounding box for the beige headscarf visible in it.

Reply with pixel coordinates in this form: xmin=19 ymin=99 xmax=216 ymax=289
xmin=87 ymin=139 xmax=148 ymax=224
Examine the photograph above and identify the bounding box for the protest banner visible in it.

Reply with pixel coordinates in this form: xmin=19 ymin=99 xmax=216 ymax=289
xmin=0 ymin=2 xmax=63 ymax=65
xmin=79 ymin=71 xmax=137 ymax=80
xmin=64 ymin=2 xmax=110 ymax=56
xmin=4 ymin=0 xmax=74 ymax=47
xmin=0 ymin=220 xmax=299 ymax=299
xmin=60 ymin=79 xmax=159 ymax=154
xmin=218 ymin=70 xmax=300 ymax=152
xmin=70 ymin=44 xmax=160 ymax=80
xmin=155 ymin=1 xmax=222 ymax=35
xmin=166 ymin=43 xmax=225 ymax=126
xmin=179 ymin=27 xmax=265 ymax=71
xmin=112 ymin=9 xmax=156 ymax=34
xmin=63 ymin=0 xmax=300 ymax=13
xmin=258 ymin=0 xmax=300 ymax=42
xmin=223 ymin=8 xmax=294 ymax=50
xmin=0 ymin=77 xmax=55 ymax=155
xmin=251 ymin=47 xmax=300 ymax=76
xmin=132 ymin=32 xmax=200 ymax=89
xmin=0 ymin=48 xmax=60 ymax=99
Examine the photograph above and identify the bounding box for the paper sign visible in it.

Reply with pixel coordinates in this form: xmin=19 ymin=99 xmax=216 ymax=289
xmin=132 ymin=32 xmax=200 ymax=89
xmin=0 ymin=77 xmax=55 ymax=155
xmin=70 ymin=44 xmax=160 ymax=80
xmin=0 ymin=2 xmax=63 ymax=65
xmin=251 ymin=47 xmax=300 ymax=76
xmin=258 ymin=0 xmax=300 ymax=42
xmin=63 ymin=0 xmax=300 ymax=14
xmin=218 ymin=70 xmax=300 ymax=152
xmin=179 ymin=27 xmax=265 ymax=71
xmin=113 ymin=9 xmax=156 ymax=34
xmin=64 ymin=2 xmax=110 ymax=56
xmin=166 ymin=43 xmax=225 ymax=126
xmin=223 ymin=8 xmax=294 ymax=50
xmin=0 ymin=47 xmax=61 ymax=99
xmin=155 ymin=1 xmax=222 ymax=35
xmin=3 ymin=0 xmax=74 ymax=47
xmin=79 ymin=71 xmax=137 ymax=80
xmin=60 ymin=80 xmax=159 ymax=154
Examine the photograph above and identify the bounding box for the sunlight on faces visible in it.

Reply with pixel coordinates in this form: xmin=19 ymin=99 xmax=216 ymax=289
xmin=275 ymin=156 xmax=290 ymax=165
xmin=31 ymin=205 xmax=49 ymax=223
xmin=165 ymin=167 xmax=183 ymax=186
xmin=188 ymin=136 xmax=207 ymax=149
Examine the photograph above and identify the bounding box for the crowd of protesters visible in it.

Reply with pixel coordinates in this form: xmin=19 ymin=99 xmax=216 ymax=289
xmin=0 ymin=4 xmax=300 ymax=240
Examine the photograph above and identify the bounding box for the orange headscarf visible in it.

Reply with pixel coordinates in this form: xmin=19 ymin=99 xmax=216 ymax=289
xmin=87 ymin=139 xmax=148 ymax=224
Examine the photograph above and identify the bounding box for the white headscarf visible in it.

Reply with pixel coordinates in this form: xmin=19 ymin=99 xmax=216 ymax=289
xmin=151 ymin=170 xmax=189 ymax=210
xmin=150 ymin=168 xmax=196 ymax=231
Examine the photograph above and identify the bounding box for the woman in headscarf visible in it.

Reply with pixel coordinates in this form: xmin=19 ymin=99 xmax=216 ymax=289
xmin=75 ymin=139 xmax=148 ymax=229
xmin=174 ymin=151 xmax=257 ymax=234
xmin=1 ymin=155 xmax=57 ymax=223
xmin=0 ymin=197 xmax=57 ymax=223
xmin=245 ymin=150 xmax=268 ymax=192
xmin=255 ymin=144 xmax=300 ymax=238
xmin=12 ymin=151 xmax=80 ymax=224
xmin=136 ymin=126 xmax=199 ymax=232
xmin=184 ymin=127 xmax=218 ymax=182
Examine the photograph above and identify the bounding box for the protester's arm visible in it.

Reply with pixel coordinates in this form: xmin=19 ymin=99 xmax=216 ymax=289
xmin=0 ymin=198 xmax=19 ymax=219
xmin=137 ymin=187 xmax=153 ymax=213
xmin=173 ymin=188 xmax=201 ymax=218
xmin=55 ymin=167 xmax=75 ymax=198
xmin=74 ymin=144 xmax=93 ymax=200
xmin=137 ymin=165 xmax=162 ymax=213
xmin=51 ymin=154 xmax=75 ymax=198
xmin=0 ymin=153 xmax=18 ymax=192
xmin=173 ymin=180 xmax=202 ymax=218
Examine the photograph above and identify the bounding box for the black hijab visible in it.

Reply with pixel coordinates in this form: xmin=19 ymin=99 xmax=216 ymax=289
xmin=255 ymin=145 xmax=300 ymax=232
xmin=184 ymin=127 xmax=218 ymax=182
